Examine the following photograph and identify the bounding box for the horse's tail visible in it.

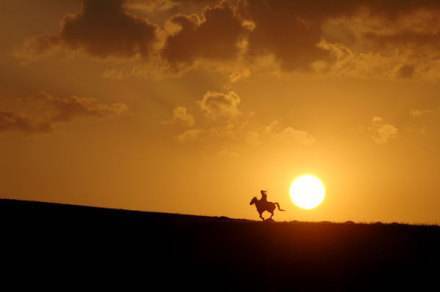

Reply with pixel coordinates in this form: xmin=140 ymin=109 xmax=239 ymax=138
xmin=275 ymin=202 xmax=285 ymax=211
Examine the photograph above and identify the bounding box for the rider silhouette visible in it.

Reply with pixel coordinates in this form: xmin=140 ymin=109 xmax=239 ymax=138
xmin=250 ymin=190 xmax=285 ymax=221
xmin=260 ymin=190 xmax=268 ymax=202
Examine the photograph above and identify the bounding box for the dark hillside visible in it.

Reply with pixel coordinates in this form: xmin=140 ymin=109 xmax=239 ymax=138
xmin=1 ymin=199 xmax=439 ymax=291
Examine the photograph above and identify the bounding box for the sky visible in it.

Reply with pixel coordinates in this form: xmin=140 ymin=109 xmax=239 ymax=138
xmin=2 ymin=0 xmax=440 ymax=224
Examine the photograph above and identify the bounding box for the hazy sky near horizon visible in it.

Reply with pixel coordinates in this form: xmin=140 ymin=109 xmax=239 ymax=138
xmin=2 ymin=0 xmax=440 ymax=223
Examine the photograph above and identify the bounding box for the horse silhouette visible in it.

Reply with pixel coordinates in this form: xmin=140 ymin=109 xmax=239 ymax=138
xmin=250 ymin=195 xmax=285 ymax=221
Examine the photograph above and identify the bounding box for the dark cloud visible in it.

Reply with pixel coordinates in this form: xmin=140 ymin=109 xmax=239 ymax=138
xmin=158 ymin=0 xmax=440 ymax=73
xmin=0 ymin=111 xmax=49 ymax=133
xmin=237 ymin=0 xmax=440 ymax=70
xmin=161 ymin=3 xmax=248 ymax=67
xmin=362 ymin=0 xmax=440 ymax=16
xmin=237 ymin=0 xmax=350 ymax=70
xmin=45 ymin=94 xmax=128 ymax=122
xmin=0 ymin=94 xmax=127 ymax=134
xmin=28 ymin=0 xmax=158 ymax=59
xmin=363 ymin=30 xmax=440 ymax=52
xmin=127 ymin=0 xmax=222 ymax=18
xmin=397 ymin=64 xmax=415 ymax=79
xmin=20 ymin=0 xmax=440 ymax=73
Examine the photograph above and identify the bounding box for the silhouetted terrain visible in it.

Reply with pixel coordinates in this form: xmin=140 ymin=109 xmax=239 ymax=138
xmin=1 ymin=199 xmax=439 ymax=291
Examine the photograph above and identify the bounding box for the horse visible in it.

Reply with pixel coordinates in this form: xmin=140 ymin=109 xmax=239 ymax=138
xmin=250 ymin=196 xmax=285 ymax=221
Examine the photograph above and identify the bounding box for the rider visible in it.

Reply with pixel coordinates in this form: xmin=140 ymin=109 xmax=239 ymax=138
xmin=260 ymin=190 xmax=268 ymax=202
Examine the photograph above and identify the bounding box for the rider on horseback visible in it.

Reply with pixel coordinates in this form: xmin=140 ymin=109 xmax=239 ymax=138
xmin=250 ymin=190 xmax=285 ymax=221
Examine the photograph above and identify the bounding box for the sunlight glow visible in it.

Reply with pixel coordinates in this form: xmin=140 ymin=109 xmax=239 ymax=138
xmin=289 ymin=175 xmax=325 ymax=210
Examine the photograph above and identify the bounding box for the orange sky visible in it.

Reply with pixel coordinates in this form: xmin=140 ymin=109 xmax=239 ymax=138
xmin=2 ymin=0 xmax=440 ymax=224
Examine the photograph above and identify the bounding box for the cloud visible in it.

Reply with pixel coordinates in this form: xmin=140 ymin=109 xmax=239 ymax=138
xmin=16 ymin=35 xmax=61 ymax=62
xmin=369 ymin=116 xmax=399 ymax=144
xmin=157 ymin=1 xmax=440 ymax=75
xmin=126 ymin=0 xmax=179 ymax=14
xmin=317 ymin=5 xmax=440 ymax=79
xmin=236 ymin=0 xmax=440 ymax=76
xmin=410 ymin=109 xmax=433 ymax=118
xmin=0 ymin=93 xmax=128 ymax=134
xmin=256 ymin=120 xmax=316 ymax=146
xmin=359 ymin=11 xmax=440 ymax=51
xmin=126 ymin=0 xmax=221 ymax=17
xmin=276 ymin=127 xmax=316 ymax=146
xmin=229 ymin=68 xmax=251 ymax=83
xmin=44 ymin=94 xmax=128 ymax=122
xmin=313 ymin=40 xmax=430 ymax=80
xmin=21 ymin=0 xmax=158 ymax=59
xmin=217 ymin=147 xmax=240 ymax=158
xmin=172 ymin=106 xmax=195 ymax=127
xmin=396 ymin=64 xmax=415 ymax=79
xmin=161 ymin=3 xmax=249 ymax=68
xmin=241 ymin=1 xmax=335 ymax=71
xmin=169 ymin=91 xmax=315 ymax=149
xmin=199 ymin=91 xmax=241 ymax=120
xmin=176 ymin=128 xmax=202 ymax=143
xmin=168 ymin=90 xmax=243 ymax=144
xmin=0 ymin=111 xmax=50 ymax=133
xmin=19 ymin=0 xmax=440 ymax=78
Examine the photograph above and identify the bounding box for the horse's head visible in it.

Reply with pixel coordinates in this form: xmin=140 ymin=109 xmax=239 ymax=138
xmin=250 ymin=197 xmax=257 ymax=205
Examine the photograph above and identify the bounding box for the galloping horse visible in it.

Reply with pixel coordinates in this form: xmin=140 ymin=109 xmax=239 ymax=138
xmin=250 ymin=196 xmax=285 ymax=221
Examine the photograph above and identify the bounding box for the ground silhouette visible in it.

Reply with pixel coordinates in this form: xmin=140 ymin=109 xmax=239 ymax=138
xmin=1 ymin=198 xmax=439 ymax=291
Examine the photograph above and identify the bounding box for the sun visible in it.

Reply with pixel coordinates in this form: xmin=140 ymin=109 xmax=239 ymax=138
xmin=289 ymin=175 xmax=325 ymax=210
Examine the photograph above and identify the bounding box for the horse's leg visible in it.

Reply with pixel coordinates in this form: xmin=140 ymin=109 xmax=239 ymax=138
xmin=259 ymin=211 xmax=264 ymax=221
xmin=269 ymin=211 xmax=274 ymax=219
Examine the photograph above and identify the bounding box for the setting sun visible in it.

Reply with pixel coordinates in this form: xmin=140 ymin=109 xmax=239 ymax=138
xmin=290 ymin=175 xmax=326 ymax=210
